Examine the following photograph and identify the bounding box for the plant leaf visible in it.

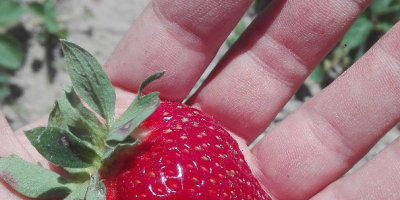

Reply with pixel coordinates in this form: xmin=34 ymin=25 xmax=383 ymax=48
xmin=57 ymin=28 xmax=69 ymax=39
xmin=354 ymin=41 xmax=366 ymax=62
xmin=86 ymin=172 xmax=106 ymax=200
xmin=28 ymin=2 xmax=44 ymax=16
xmin=308 ymin=64 xmax=324 ymax=84
xmin=25 ymin=127 xmax=100 ymax=168
xmin=0 ymin=0 xmax=24 ymax=25
xmin=43 ymin=0 xmax=57 ymax=17
xmin=60 ymin=39 xmax=116 ymax=128
xmin=0 ymin=34 xmax=23 ymax=70
xmin=0 ymin=73 xmax=10 ymax=84
xmin=0 ymin=156 xmax=76 ymax=198
xmin=48 ymin=86 xmax=106 ymax=148
xmin=0 ymin=86 xmax=10 ymax=102
xmin=342 ymin=15 xmax=373 ymax=51
xmin=106 ymin=93 xmax=159 ymax=143
xmin=227 ymin=19 xmax=248 ymax=46
xmin=43 ymin=0 xmax=58 ymax=34
xmin=377 ymin=22 xmax=393 ymax=32
xmin=44 ymin=15 xmax=58 ymax=34
xmin=371 ymin=0 xmax=392 ymax=14
xmin=105 ymin=71 xmax=163 ymax=144
xmin=64 ymin=181 xmax=89 ymax=200
xmin=48 ymin=101 xmax=69 ymax=130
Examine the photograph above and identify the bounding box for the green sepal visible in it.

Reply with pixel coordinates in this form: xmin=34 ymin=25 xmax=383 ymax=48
xmin=101 ymin=136 xmax=139 ymax=161
xmin=25 ymin=127 xmax=101 ymax=168
xmin=105 ymin=71 xmax=164 ymax=144
xmin=64 ymin=181 xmax=89 ymax=200
xmin=64 ymin=167 xmax=91 ymax=181
xmin=0 ymin=155 xmax=76 ymax=199
xmin=86 ymin=172 xmax=106 ymax=200
xmin=60 ymin=39 xmax=116 ymax=129
xmin=48 ymin=86 xmax=106 ymax=151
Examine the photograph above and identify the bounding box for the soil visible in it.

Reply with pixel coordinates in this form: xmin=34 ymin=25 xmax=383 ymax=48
xmin=1 ymin=0 xmax=399 ymax=178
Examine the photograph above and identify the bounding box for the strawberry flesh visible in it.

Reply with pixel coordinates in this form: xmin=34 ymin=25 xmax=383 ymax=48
xmin=110 ymin=102 xmax=270 ymax=200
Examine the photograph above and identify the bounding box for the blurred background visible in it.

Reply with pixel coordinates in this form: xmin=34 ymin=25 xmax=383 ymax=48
xmin=0 ymin=0 xmax=400 ymax=173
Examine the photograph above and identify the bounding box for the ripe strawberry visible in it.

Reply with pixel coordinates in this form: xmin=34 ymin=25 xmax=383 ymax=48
xmin=104 ymin=102 xmax=270 ymax=200
xmin=0 ymin=40 xmax=270 ymax=200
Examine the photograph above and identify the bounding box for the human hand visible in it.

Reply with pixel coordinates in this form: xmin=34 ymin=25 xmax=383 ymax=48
xmin=2 ymin=0 xmax=400 ymax=199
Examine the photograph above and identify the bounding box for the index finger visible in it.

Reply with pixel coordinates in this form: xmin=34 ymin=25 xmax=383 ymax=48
xmin=104 ymin=0 xmax=253 ymax=101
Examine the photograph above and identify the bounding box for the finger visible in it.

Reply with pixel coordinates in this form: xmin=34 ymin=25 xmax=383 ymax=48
xmin=187 ymin=0 xmax=373 ymax=144
xmin=251 ymin=23 xmax=400 ymax=200
xmin=311 ymin=136 xmax=400 ymax=200
xmin=104 ymin=0 xmax=253 ymax=101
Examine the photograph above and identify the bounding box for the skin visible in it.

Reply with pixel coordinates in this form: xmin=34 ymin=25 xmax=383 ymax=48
xmin=1 ymin=0 xmax=400 ymax=199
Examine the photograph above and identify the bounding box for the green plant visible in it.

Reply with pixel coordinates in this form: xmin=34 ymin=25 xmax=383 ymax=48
xmin=27 ymin=0 xmax=68 ymax=38
xmin=0 ymin=0 xmax=25 ymax=101
xmin=310 ymin=0 xmax=400 ymax=84
xmin=0 ymin=0 xmax=68 ymax=103
xmin=226 ymin=18 xmax=249 ymax=46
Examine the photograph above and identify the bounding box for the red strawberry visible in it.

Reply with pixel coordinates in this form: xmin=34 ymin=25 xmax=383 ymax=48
xmin=104 ymin=102 xmax=270 ymax=200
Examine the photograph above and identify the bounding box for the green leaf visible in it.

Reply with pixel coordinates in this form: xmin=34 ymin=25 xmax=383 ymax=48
xmin=342 ymin=16 xmax=373 ymax=50
xmin=0 ymin=156 xmax=76 ymax=198
xmin=377 ymin=22 xmax=393 ymax=32
xmin=0 ymin=73 xmax=10 ymax=84
xmin=0 ymin=0 xmax=24 ymax=25
xmin=371 ymin=0 xmax=392 ymax=14
xmin=48 ymin=101 xmax=69 ymax=130
xmin=227 ymin=33 xmax=240 ymax=47
xmin=60 ymin=39 xmax=116 ymax=128
xmin=57 ymin=28 xmax=69 ymax=39
xmin=227 ymin=19 xmax=248 ymax=46
xmin=43 ymin=0 xmax=58 ymax=34
xmin=43 ymin=0 xmax=57 ymax=17
xmin=28 ymin=2 xmax=44 ymax=16
xmin=105 ymin=71 xmax=163 ymax=144
xmin=64 ymin=181 xmax=89 ymax=200
xmin=0 ymin=34 xmax=23 ymax=70
xmin=86 ymin=172 xmax=106 ymax=200
xmin=0 ymin=86 xmax=11 ymax=101
xmin=44 ymin=15 xmax=59 ymax=34
xmin=354 ymin=41 xmax=366 ymax=62
xmin=234 ymin=20 xmax=248 ymax=35
xmin=309 ymin=64 xmax=324 ymax=84
xmin=48 ymin=86 xmax=106 ymax=148
xmin=25 ymin=127 xmax=100 ymax=168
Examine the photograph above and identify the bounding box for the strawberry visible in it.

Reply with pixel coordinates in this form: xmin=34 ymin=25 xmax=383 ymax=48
xmin=0 ymin=40 xmax=270 ymax=200
xmin=104 ymin=102 xmax=270 ymax=200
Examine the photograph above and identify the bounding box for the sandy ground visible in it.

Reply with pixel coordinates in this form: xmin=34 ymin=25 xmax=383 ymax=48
xmin=1 ymin=0 xmax=399 ymax=179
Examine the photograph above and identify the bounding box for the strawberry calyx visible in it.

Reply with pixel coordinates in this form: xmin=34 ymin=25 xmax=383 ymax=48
xmin=0 ymin=40 xmax=164 ymax=199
